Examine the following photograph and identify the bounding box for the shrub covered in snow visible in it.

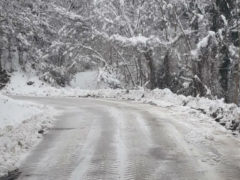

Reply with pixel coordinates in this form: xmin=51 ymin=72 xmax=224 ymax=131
xmin=97 ymin=67 xmax=121 ymax=89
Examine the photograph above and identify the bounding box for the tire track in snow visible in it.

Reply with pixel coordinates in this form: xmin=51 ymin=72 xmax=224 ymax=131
xmin=135 ymin=112 xmax=153 ymax=145
xmin=83 ymin=106 xmax=119 ymax=180
xmin=69 ymin=118 xmax=101 ymax=180
xmin=109 ymin=106 xmax=156 ymax=180
xmin=108 ymin=107 xmax=128 ymax=180
xmin=122 ymin=111 xmax=155 ymax=180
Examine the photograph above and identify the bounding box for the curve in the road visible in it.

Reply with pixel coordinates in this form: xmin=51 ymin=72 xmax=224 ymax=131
xmin=11 ymin=97 xmax=240 ymax=180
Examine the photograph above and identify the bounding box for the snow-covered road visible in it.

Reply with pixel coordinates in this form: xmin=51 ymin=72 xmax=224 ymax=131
xmin=12 ymin=97 xmax=240 ymax=180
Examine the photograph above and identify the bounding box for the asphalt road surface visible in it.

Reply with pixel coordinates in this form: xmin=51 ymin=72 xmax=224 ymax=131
xmin=13 ymin=97 xmax=240 ymax=180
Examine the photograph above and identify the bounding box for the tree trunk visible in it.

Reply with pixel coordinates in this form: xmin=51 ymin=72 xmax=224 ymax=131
xmin=233 ymin=64 xmax=240 ymax=105
xmin=163 ymin=51 xmax=171 ymax=87
xmin=0 ymin=48 xmax=2 ymax=71
xmin=144 ymin=49 xmax=155 ymax=89
xmin=234 ymin=30 xmax=240 ymax=105
xmin=137 ymin=55 xmax=143 ymax=86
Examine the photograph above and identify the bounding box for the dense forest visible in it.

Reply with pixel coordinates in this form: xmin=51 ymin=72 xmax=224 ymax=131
xmin=0 ymin=0 xmax=240 ymax=103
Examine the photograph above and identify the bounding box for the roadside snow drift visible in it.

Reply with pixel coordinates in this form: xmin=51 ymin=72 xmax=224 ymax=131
xmin=0 ymin=94 xmax=41 ymax=128
xmin=75 ymin=89 xmax=240 ymax=134
xmin=0 ymin=93 xmax=57 ymax=176
xmin=3 ymin=72 xmax=59 ymax=96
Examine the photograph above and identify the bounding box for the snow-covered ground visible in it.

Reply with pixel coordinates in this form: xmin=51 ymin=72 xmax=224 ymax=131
xmin=2 ymin=72 xmax=240 ymax=135
xmin=0 ymin=94 xmax=41 ymax=128
xmin=3 ymin=71 xmax=114 ymax=95
xmin=70 ymin=71 xmax=99 ymax=89
xmin=2 ymin=72 xmax=61 ymax=96
xmin=1 ymin=71 xmax=240 ymax=177
xmin=3 ymin=73 xmax=240 ymax=135
xmin=0 ymin=93 xmax=57 ymax=176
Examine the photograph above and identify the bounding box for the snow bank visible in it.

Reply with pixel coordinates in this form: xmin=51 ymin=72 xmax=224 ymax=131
xmin=3 ymin=71 xmax=120 ymax=95
xmin=3 ymin=72 xmax=63 ymax=96
xmin=0 ymin=94 xmax=41 ymax=128
xmin=72 ymin=89 xmax=240 ymax=134
xmin=80 ymin=89 xmax=240 ymax=134
xmin=0 ymin=93 xmax=57 ymax=176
